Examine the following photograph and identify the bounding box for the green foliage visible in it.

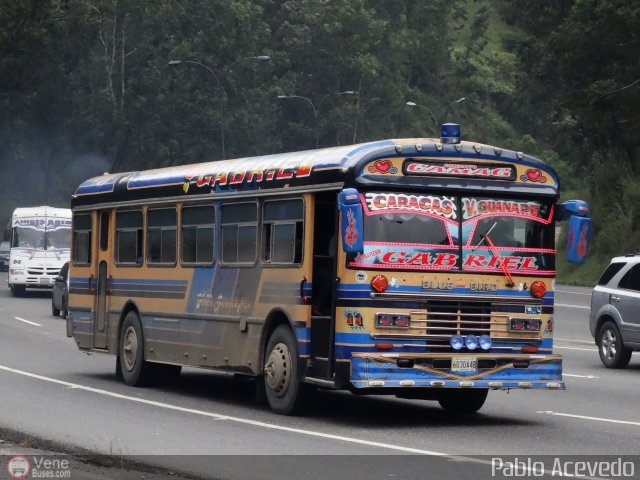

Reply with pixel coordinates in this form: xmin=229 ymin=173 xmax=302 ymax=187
xmin=0 ymin=0 xmax=638 ymax=282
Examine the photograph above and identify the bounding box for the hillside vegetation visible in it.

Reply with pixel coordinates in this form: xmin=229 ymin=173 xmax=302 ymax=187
xmin=1 ymin=0 xmax=638 ymax=284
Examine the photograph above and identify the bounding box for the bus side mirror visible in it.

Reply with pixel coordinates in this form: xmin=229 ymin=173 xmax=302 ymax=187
xmin=556 ymin=200 xmax=589 ymax=221
xmin=566 ymin=216 xmax=592 ymax=265
xmin=338 ymin=188 xmax=364 ymax=254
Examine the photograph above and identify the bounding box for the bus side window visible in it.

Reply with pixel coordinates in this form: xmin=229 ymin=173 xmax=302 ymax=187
xmin=181 ymin=205 xmax=215 ymax=265
xmin=115 ymin=210 xmax=144 ymax=266
xmin=262 ymin=199 xmax=304 ymax=265
xmin=147 ymin=208 xmax=177 ymax=265
xmin=73 ymin=213 xmax=92 ymax=265
xmin=220 ymin=203 xmax=257 ymax=265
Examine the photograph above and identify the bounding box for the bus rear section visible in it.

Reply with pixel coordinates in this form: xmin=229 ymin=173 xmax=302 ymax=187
xmin=8 ymin=206 xmax=72 ymax=297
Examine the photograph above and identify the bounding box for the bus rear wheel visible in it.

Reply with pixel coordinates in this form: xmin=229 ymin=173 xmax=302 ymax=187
xmin=437 ymin=389 xmax=488 ymax=414
xmin=263 ymin=325 xmax=306 ymax=415
xmin=118 ymin=311 xmax=154 ymax=386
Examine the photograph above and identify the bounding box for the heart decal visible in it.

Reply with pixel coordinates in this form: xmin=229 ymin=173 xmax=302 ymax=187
xmin=368 ymin=160 xmax=398 ymax=174
xmin=520 ymin=168 xmax=547 ymax=183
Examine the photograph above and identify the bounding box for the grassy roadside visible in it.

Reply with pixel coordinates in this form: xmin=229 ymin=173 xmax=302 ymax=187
xmin=555 ymin=253 xmax=607 ymax=287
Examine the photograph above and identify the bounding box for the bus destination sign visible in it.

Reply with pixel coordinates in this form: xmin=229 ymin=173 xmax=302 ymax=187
xmin=403 ymin=160 xmax=517 ymax=181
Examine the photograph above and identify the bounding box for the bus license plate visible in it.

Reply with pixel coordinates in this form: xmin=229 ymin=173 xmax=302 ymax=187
xmin=40 ymin=277 xmax=50 ymax=285
xmin=452 ymin=357 xmax=477 ymax=372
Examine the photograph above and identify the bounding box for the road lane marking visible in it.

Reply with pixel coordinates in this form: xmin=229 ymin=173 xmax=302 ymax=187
xmin=555 ymin=346 xmax=598 ymax=352
xmin=556 ymin=338 xmax=594 ymax=344
xmin=0 ymin=364 xmax=446 ymax=456
xmin=0 ymin=364 xmax=607 ymax=478
xmin=554 ymin=303 xmax=590 ymax=310
xmin=556 ymin=290 xmax=592 ymax=296
xmin=563 ymin=373 xmax=599 ymax=379
xmin=14 ymin=317 xmax=42 ymax=327
xmin=538 ymin=410 xmax=640 ymax=427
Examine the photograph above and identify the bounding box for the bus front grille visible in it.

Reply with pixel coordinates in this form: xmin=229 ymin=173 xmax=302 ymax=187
xmin=410 ymin=300 xmax=504 ymax=350
xmin=27 ymin=267 xmax=60 ymax=276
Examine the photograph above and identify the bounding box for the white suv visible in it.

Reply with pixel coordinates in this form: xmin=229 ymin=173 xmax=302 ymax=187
xmin=590 ymin=255 xmax=640 ymax=368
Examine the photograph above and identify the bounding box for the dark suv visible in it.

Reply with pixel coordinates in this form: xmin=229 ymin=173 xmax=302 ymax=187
xmin=0 ymin=240 xmax=9 ymax=272
xmin=590 ymin=255 xmax=640 ymax=368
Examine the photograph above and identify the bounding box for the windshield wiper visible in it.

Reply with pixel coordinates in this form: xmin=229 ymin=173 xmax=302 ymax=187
xmin=471 ymin=221 xmax=515 ymax=288
xmin=471 ymin=222 xmax=497 ymax=251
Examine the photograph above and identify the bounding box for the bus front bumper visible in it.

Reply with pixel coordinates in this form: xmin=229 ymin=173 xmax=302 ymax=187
xmin=349 ymin=352 xmax=565 ymax=390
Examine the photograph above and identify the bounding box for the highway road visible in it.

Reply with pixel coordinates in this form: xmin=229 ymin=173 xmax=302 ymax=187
xmin=0 ymin=281 xmax=638 ymax=479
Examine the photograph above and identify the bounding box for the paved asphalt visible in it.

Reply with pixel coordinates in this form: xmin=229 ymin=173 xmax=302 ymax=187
xmin=0 ymin=280 xmax=638 ymax=480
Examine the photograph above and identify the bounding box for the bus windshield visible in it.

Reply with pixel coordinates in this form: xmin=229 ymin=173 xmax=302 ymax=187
xmin=12 ymin=221 xmax=72 ymax=250
xmin=348 ymin=192 xmax=555 ymax=274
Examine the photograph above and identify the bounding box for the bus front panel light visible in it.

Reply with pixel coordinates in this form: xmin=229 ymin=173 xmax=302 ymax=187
xmin=479 ymin=334 xmax=492 ymax=351
xmin=465 ymin=334 xmax=479 ymax=351
xmin=450 ymin=335 xmax=464 ymax=351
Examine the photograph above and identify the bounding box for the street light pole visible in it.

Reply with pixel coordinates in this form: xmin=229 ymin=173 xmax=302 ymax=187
xmin=406 ymin=97 xmax=466 ymax=136
xmin=406 ymin=101 xmax=438 ymax=135
xmin=168 ymin=55 xmax=270 ymax=159
xmin=440 ymin=97 xmax=466 ymax=126
xmin=278 ymin=91 xmax=355 ymax=148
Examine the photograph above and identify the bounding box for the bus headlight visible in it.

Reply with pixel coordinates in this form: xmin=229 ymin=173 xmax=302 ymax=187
xmin=479 ymin=334 xmax=492 ymax=350
xmin=10 ymin=268 xmax=24 ymax=275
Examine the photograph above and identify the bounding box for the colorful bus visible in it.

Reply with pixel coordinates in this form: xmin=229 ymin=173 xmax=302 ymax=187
xmin=8 ymin=206 xmax=72 ymax=297
xmin=67 ymin=124 xmax=591 ymax=414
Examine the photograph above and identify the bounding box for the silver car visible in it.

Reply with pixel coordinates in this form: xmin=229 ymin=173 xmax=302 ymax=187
xmin=590 ymin=255 xmax=640 ymax=368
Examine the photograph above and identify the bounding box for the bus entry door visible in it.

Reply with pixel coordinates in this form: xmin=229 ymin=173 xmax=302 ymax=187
xmin=93 ymin=210 xmax=111 ymax=350
xmin=310 ymin=193 xmax=338 ymax=378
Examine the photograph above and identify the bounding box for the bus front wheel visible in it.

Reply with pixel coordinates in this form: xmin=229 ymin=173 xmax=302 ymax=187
xmin=263 ymin=325 xmax=305 ymax=415
xmin=437 ymin=389 xmax=488 ymax=414
xmin=118 ymin=311 xmax=154 ymax=386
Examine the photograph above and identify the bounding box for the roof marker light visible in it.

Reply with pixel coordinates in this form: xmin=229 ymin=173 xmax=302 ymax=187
xmin=441 ymin=123 xmax=461 ymax=144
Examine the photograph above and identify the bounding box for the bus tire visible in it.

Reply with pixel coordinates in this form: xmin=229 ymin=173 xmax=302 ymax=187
xmin=263 ymin=325 xmax=306 ymax=415
xmin=437 ymin=389 xmax=488 ymax=414
xmin=118 ymin=311 xmax=154 ymax=386
xmin=597 ymin=321 xmax=632 ymax=368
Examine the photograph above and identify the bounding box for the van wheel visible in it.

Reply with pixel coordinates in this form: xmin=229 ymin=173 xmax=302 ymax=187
xmin=598 ymin=321 xmax=632 ymax=368
xmin=263 ymin=325 xmax=306 ymax=415
xmin=437 ymin=389 xmax=488 ymax=414
xmin=11 ymin=285 xmax=25 ymax=297
xmin=118 ymin=311 xmax=154 ymax=386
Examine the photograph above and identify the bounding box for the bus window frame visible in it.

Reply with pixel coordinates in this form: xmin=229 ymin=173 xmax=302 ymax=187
xmin=72 ymin=212 xmax=92 ymax=266
xmin=114 ymin=209 xmax=144 ymax=267
xmin=180 ymin=203 xmax=216 ymax=267
xmin=261 ymin=197 xmax=305 ymax=268
xmin=220 ymin=201 xmax=258 ymax=267
xmin=146 ymin=206 xmax=178 ymax=267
